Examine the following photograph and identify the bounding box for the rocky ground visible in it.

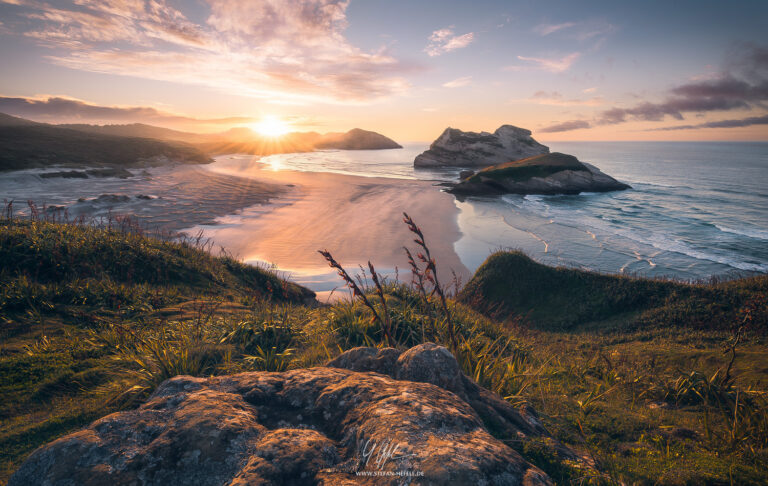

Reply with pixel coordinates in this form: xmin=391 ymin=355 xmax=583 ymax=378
xmin=9 ymin=344 xmax=585 ymax=485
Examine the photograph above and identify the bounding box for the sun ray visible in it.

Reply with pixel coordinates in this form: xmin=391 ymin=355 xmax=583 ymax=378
xmin=251 ymin=116 xmax=290 ymax=138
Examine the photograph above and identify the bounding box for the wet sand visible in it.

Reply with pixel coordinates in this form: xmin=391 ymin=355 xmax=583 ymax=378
xmin=186 ymin=158 xmax=470 ymax=299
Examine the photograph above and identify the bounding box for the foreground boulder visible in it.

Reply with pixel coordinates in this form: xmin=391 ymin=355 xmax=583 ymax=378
xmin=414 ymin=125 xmax=549 ymax=168
xmin=449 ymin=152 xmax=630 ymax=196
xmin=11 ymin=344 xmax=576 ymax=485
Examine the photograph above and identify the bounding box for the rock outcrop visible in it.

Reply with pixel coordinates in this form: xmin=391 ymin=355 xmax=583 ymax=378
xmin=449 ymin=152 xmax=631 ymax=196
xmin=40 ymin=168 xmax=135 ymax=179
xmin=10 ymin=344 xmax=582 ymax=485
xmin=315 ymin=128 xmax=403 ymax=150
xmin=414 ymin=125 xmax=549 ymax=168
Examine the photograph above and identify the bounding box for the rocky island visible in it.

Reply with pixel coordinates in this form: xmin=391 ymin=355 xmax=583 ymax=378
xmin=414 ymin=124 xmax=629 ymax=196
xmin=413 ymin=125 xmax=549 ymax=168
xmin=313 ymin=127 xmax=402 ymax=150
xmin=449 ymin=152 xmax=631 ymax=196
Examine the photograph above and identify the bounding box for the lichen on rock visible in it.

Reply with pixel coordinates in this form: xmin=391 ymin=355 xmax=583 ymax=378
xmin=11 ymin=344 xmax=584 ymax=485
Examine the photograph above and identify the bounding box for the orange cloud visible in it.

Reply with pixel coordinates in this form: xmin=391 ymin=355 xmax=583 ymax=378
xmin=442 ymin=76 xmax=472 ymax=88
xmin=1 ymin=0 xmax=415 ymax=104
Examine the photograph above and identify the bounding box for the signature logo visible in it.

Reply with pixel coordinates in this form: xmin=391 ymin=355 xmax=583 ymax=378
xmin=321 ymin=436 xmax=424 ymax=477
xmin=359 ymin=437 xmax=417 ymax=471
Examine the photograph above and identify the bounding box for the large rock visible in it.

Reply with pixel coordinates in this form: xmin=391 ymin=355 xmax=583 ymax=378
xmin=449 ymin=152 xmax=631 ymax=196
xmin=414 ymin=125 xmax=549 ymax=168
xmin=11 ymin=344 xmax=566 ymax=485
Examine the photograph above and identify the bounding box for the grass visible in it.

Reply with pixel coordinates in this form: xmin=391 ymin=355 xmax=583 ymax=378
xmin=459 ymin=250 xmax=768 ymax=332
xmin=467 ymin=152 xmax=589 ymax=184
xmin=1 ymin=214 xmax=767 ymax=484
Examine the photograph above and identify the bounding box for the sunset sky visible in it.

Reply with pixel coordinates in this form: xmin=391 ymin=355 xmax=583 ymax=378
xmin=0 ymin=0 xmax=767 ymax=142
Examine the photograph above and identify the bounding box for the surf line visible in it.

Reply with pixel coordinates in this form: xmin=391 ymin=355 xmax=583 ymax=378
xmin=525 ymin=230 xmax=549 ymax=253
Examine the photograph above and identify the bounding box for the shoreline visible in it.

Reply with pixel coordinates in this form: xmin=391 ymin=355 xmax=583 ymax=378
xmin=183 ymin=157 xmax=471 ymax=300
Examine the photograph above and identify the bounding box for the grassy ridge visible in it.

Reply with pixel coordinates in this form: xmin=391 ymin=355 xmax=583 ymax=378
xmin=0 ymin=218 xmax=314 ymax=482
xmin=0 ymin=123 xmax=210 ymax=171
xmin=0 ymin=219 xmax=313 ymax=316
xmin=459 ymin=251 xmax=768 ymax=331
xmin=1 ymin=221 xmax=767 ymax=484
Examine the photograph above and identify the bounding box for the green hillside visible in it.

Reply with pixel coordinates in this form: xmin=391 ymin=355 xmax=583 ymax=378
xmin=0 ymin=114 xmax=210 ymax=171
xmin=459 ymin=250 xmax=768 ymax=331
xmin=1 ymin=220 xmax=766 ymax=485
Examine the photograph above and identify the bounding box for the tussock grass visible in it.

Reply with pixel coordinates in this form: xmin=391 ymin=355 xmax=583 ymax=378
xmin=1 ymin=214 xmax=767 ymax=484
xmin=459 ymin=250 xmax=768 ymax=332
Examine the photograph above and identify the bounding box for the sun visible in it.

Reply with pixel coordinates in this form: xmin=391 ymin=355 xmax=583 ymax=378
xmin=251 ymin=115 xmax=290 ymax=138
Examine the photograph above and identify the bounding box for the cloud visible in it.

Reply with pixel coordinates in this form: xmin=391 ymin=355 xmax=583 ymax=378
xmin=424 ymin=27 xmax=474 ymax=56
xmin=533 ymin=22 xmax=575 ymax=36
xmin=539 ymin=44 xmax=768 ymax=132
xmin=0 ymin=95 xmax=252 ymax=127
xmin=505 ymin=53 xmax=580 ymax=73
xmin=595 ymin=76 xmax=767 ymax=125
xmin=648 ymin=114 xmax=768 ymax=131
xmin=0 ymin=0 xmax=414 ymax=104
xmin=533 ymin=20 xmax=615 ymax=43
xmin=574 ymin=22 xmax=616 ymax=42
xmin=539 ymin=120 xmax=591 ymax=133
xmin=442 ymin=76 xmax=472 ymax=88
xmin=528 ymin=90 xmax=603 ymax=106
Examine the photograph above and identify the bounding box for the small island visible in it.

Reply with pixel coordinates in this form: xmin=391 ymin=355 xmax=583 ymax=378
xmin=414 ymin=124 xmax=630 ymax=196
xmin=414 ymin=125 xmax=549 ymax=168
xmin=449 ymin=152 xmax=631 ymax=196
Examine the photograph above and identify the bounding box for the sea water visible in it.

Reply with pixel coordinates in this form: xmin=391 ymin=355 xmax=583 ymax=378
xmin=2 ymin=142 xmax=766 ymax=282
xmin=263 ymin=141 xmax=768 ymax=281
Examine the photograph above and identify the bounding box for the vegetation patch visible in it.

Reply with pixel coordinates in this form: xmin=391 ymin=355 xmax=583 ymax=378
xmin=459 ymin=250 xmax=768 ymax=332
xmin=1 ymin=215 xmax=767 ymax=485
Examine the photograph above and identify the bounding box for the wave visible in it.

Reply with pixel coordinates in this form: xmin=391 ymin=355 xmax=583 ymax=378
xmin=643 ymin=233 xmax=768 ymax=273
xmin=498 ymin=196 xmax=768 ymax=273
xmin=715 ymin=224 xmax=768 ymax=241
xmin=574 ymin=216 xmax=768 ymax=272
xmin=629 ymin=180 xmax=686 ymax=190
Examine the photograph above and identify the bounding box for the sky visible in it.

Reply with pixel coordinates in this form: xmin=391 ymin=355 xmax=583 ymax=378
xmin=0 ymin=0 xmax=767 ymax=142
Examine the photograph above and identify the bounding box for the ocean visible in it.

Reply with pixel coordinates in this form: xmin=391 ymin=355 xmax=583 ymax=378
xmin=2 ymin=141 xmax=766 ymax=285
xmin=259 ymin=141 xmax=768 ymax=281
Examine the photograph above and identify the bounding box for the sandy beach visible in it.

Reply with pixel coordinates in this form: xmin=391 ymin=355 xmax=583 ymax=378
xmin=185 ymin=157 xmax=470 ymax=299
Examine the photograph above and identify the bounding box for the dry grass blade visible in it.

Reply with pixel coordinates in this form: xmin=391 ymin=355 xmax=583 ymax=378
xmin=318 ymin=249 xmax=396 ymax=347
xmin=402 ymin=212 xmax=457 ymax=351
xmin=368 ymin=261 xmax=397 ymax=348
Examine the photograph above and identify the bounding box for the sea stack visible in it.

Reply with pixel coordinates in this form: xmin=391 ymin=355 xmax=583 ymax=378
xmin=414 ymin=125 xmax=549 ymax=168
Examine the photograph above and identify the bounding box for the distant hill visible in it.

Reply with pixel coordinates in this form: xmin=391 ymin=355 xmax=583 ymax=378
xmin=58 ymin=123 xmax=206 ymax=144
xmin=57 ymin=122 xmax=401 ymax=153
xmin=0 ymin=114 xmax=211 ymax=171
xmin=314 ymin=128 xmax=402 ymax=150
xmin=0 ymin=114 xmax=402 ymax=168
xmin=200 ymin=128 xmax=401 ymax=155
xmin=0 ymin=112 xmax=41 ymax=127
